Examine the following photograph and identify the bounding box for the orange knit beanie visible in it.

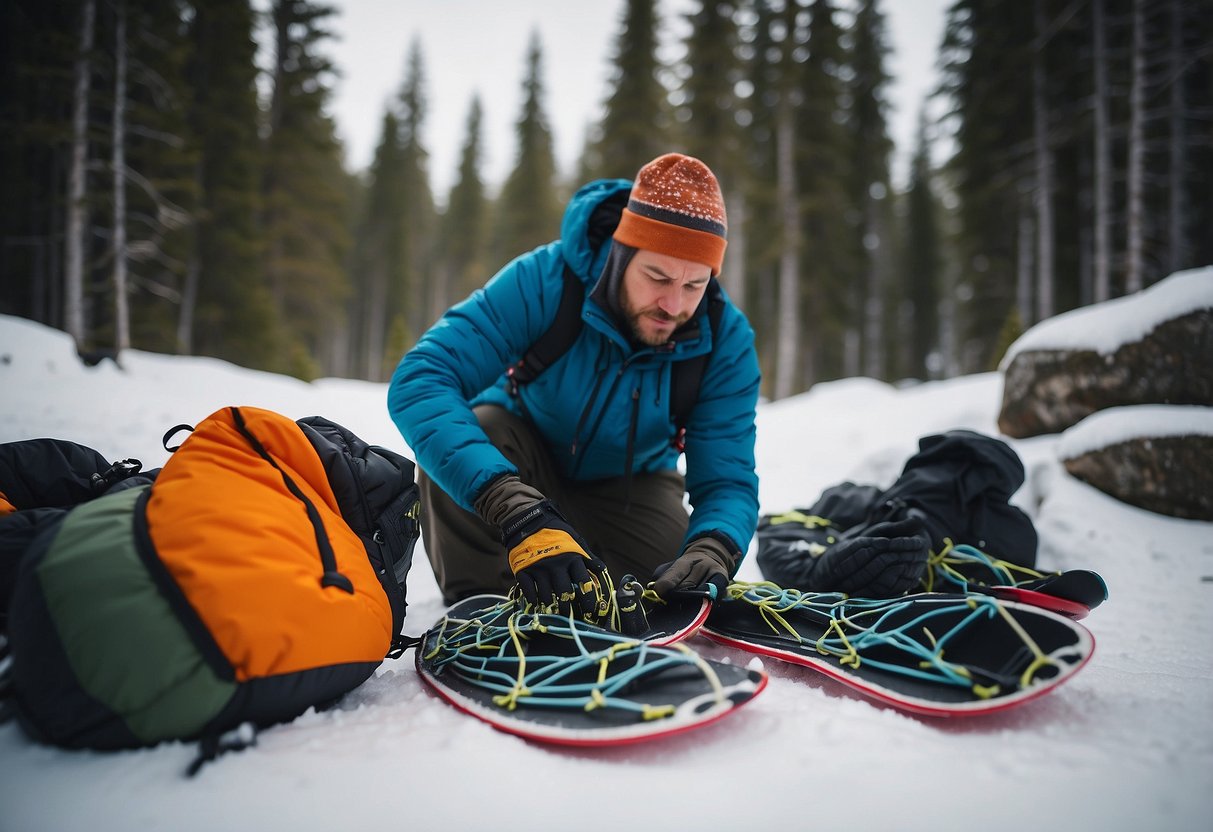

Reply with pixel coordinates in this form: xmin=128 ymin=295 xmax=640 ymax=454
xmin=612 ymin=153 xmax=727 ymax=275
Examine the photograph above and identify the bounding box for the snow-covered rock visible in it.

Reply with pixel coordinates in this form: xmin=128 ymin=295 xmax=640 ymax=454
xmin=997 ymin=268 xmax=1213 ymax=439
xmin=1057 ymin=404 xmax=1213 ymax=520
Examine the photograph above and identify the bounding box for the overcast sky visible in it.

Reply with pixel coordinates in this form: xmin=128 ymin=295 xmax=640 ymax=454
xmin=307 ymin=0 xmax=950 ymax=199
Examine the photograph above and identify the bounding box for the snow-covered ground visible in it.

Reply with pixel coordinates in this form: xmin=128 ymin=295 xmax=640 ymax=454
xmin=1 ymin=310 xmax=1211 ymax=832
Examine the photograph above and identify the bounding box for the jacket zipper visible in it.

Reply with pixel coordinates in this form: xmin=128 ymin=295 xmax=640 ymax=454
xmin=569 ymin=340 xmax=609 ymax=458
xmin=570 ymin=347 xmax=650 ymax=478
xmin=622 ymin=386 xmax=641 ymax=512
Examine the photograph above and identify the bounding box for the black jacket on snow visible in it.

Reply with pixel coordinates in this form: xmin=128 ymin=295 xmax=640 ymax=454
xmin=756 ymin=430 xmax=1037 ymax=595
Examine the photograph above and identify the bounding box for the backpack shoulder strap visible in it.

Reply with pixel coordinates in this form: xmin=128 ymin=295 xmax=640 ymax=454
xmin=508 ymin=268 xmax=726 ymax=453
xmin=670 ymin=280 xmax=725 ymax=451
xmin=507 ymin=264 xmax=585 ymax=394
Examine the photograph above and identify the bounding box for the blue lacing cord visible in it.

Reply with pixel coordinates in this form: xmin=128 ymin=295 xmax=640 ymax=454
xmin=727 ymin=582 xmax=1057 ymax=699
xmin=922 ymin=540 xmax=1050 ymax=594
xmin=425 ymin=595 xmax=724 ymax=720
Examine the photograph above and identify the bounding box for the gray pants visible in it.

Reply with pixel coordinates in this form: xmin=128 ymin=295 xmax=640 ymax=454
xmin=419 ymin=405 xmax=689 ymax=604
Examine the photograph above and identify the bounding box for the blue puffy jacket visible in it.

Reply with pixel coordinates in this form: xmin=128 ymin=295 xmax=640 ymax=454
xmin=388 ymin=178 xmax=760 ymax=556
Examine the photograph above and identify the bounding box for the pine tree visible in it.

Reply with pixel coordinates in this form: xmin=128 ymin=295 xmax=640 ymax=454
xmin=798 ymin=0 xmax=854 ymax=385
xmin=262 ymin=0 xmax=352 ymax=379
xmin=0 ymin=0 xmax=79 ymax=328
xmin=123 ymin=0 xmax=197 ymax=357
xmin=771 ymin=0 xmax=804 ymax=400
xmin=441 ymin=96 xmax=490 ymax=301
xmin=679 ymin=1 xmax=748 ymax=307
xmin=110 ymin=0 xmax=131 ymax=352
xmin=1179 ymin=0 xmax=1213 ymax=272
xmin=351 ymin=110 xmax=406 ymax=381
xmin=935 ymin=0 xmax=1213 ymax=369
xmin=185 ymin=0 xmax=279 ymax=369
xmin=490 ymin=33 xmax=562 ymax=269
xmin=847 ymin=0 xmax=895 ymax=381
xmin=901 ymin=111 xmax=942 ymax=380
xmin=738 ymin=0 xmax=783 ymax=395
xmin=939 ymin=0 xmax=1034 ymax=373
xmin=588 ymin=0 xmax=673 ymax=179
xmin=65 ymin=0 xmax=96 ymax=348
xmin=1090 ymin=0 xmax=1112 ymax=303
xmin=395 ymin=39 xmax=437 ymax=345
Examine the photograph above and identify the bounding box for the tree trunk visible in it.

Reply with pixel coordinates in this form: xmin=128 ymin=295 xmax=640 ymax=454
xmin=112 ymin=0 xmax=130 ymax=352
xmin=1092 ymin=0 xmax=1112 ymax=302
xmin=363 ymin=257 xmax=388 ymax=381
xmin=861 ymin=196 xmax=885 ymax=379
xmin=938 ymin=268 xmax=959 ymax=379
xmin=178 ymin=255 xmax=199 ymax=354
xmin=1032 ymin=0 xmax=1055 ymax=321
xmin=65 ymin=0 xmax=95 ymax=347
xmin=1167 ymin=0 xmax=1186 ymax=274
xmin=773 ymin=107 xmax=801 ymax=400
xmin=842 ymin=327 xmax=860 ymax=378
xmin=428 ymin=262 xmax=449 ymax=333
xmin=723 ymin=186 xmax=747 ymax=312
xmin=177 ymin=149 xmax=202 ymax=354
xmin=1018 ymin=192 xmax=1034 ymax=325
xmin=1125 ymin=0 xmax=1146 ymax=293
xmin=266 ymin=0 xmax=289 ymax=314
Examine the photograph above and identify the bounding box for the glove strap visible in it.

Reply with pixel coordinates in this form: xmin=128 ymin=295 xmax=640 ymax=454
xmin=507 ymin=528 xmax=589 ymax=574
xmin=500 ymin=499 xmax=591 ymax=575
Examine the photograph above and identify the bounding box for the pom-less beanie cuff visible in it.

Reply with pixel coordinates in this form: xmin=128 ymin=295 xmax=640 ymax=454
xmin=612 ymin=153 xmax=728 ymax=275
xmin=614 ymin=208 xmax=727 ymax=275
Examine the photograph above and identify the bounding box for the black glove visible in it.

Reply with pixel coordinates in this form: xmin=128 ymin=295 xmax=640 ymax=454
xmin=500 ymin=498 xmax=608 ymax=614
xmin=807 ymin=515 xmax=930 ymax=597
xmin=650 ymin=535 xmax=736 ymax=600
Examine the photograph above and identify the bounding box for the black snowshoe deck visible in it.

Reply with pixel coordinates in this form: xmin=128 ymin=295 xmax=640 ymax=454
xmin=416 ymin=594 xmax=765 ymax=746
xmin=701 ymin=583 xmax=1094 ymax=717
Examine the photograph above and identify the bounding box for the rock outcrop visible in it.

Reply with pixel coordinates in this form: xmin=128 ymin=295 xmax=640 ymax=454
xmin=998 ymin=269 xmax=1213 ymax=520
xmin=998 ymin=308 xmax=1212 ymax=439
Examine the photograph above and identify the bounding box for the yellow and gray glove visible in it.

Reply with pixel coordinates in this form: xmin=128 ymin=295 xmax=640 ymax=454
xmin=476 ymin=475 xmax=608 ymax=613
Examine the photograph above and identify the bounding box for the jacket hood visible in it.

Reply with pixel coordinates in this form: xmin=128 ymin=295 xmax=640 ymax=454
xmin=560 ymin=178 xmax=632 ymax=284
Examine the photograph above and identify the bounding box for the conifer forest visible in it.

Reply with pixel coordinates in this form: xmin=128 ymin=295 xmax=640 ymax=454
xmin=2 ymin=0 xmax=1210 ymax=399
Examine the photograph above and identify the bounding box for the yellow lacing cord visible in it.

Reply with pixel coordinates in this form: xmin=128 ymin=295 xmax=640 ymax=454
xmin=727 ymin=581 xmax=836 ymax=644
xmin=491 ymin=609 xmax=532 ymax=711
xmin=640 ymin=586 xmax=666 ymax=606
xmin=923 ymin=538 xmax=1051 ymax=592
xmin=726 ymin=581 xmax=1051 ymax=699
xmin=766 ymin=510 xmax=834 ymax=528
xmin=996 ymin=561 xmax=1049 ymax=583
xmin=433 ymin=582 xmax=730 ymax=719
xmin=916 ymin=623 xmax=1001 ymax=699
xmin=728 ymin=581 xmax=861 ymax=666
xmin=570 ymin=608 xmax=709 ymax=720
xmin=605 ymin=575 xmax=651 ymax=632
xmin=920 ymin=539 xmax=957 ymax=592
xmin=593 ymin=569 xmax=618 ymax=623
xmin=582 ymin=631 xmax=724 ymax=721
xmin=641 ymin=702 xmax=677 ymax=720
xmin=818 ymin=616 xmax=861 ymax=668
xmin=993 ymin=600 xmax=1057 ymax=689
xmin=584 ymin=641 xmax=641 ymax=713
xmin=422 ymin=618 xmax=448 ymax=662
xmin=512 ymin=568 xmax=618 ymax=628
xmin=757 ymin=593 xmax=805 ymax=642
